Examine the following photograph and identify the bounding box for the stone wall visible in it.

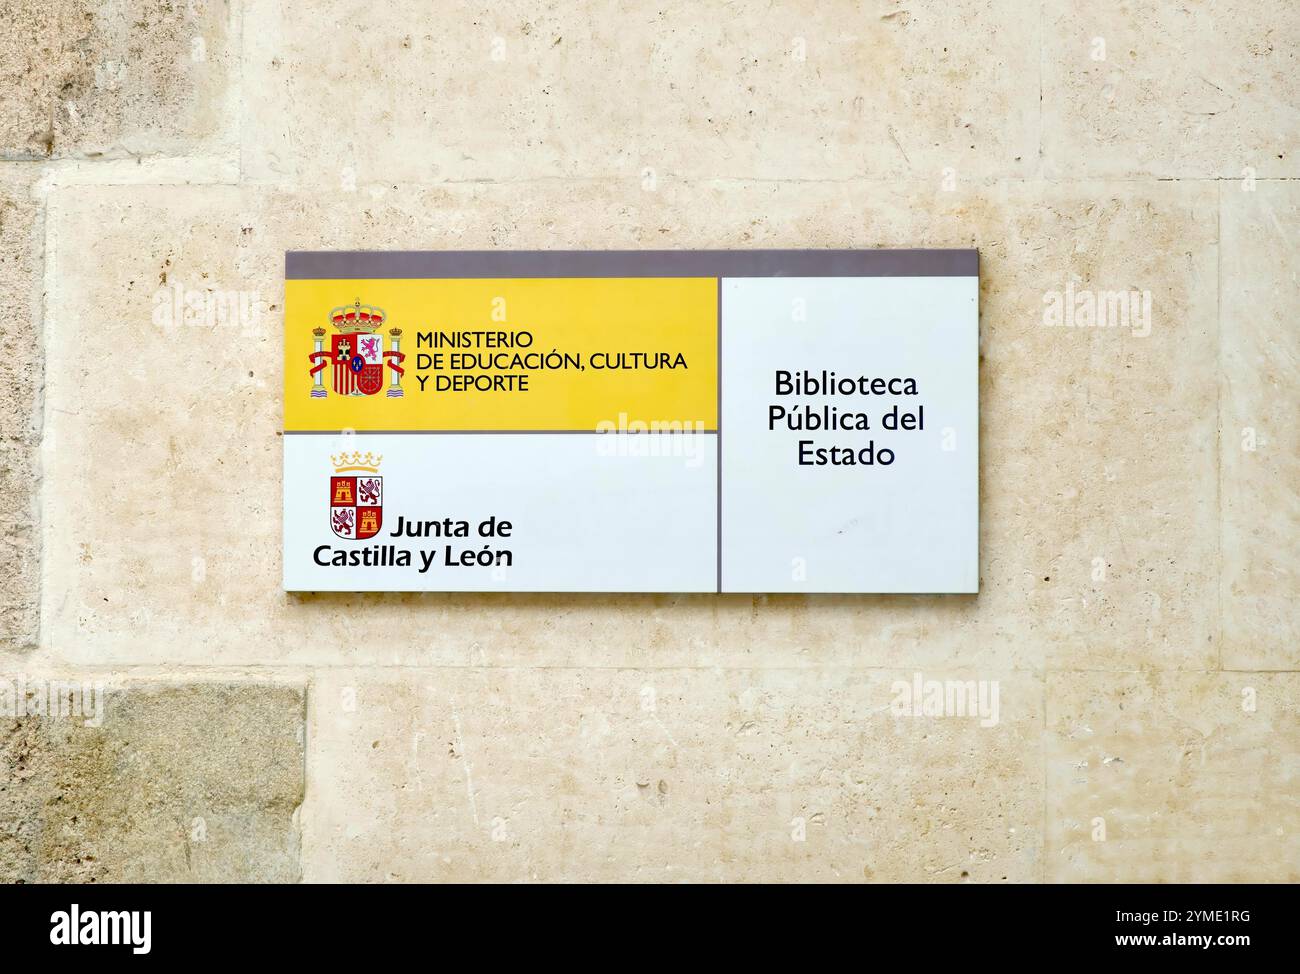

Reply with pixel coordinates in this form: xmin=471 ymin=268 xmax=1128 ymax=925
xmin=1 ymin=0 xmax=1295 ymax=882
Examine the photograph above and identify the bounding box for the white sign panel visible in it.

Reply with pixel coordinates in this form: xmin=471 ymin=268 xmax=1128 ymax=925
xmin=282 ymin=250 xmax=979 ymax=592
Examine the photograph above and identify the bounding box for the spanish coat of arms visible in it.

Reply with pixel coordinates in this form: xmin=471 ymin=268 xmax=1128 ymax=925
xmin=308 ymin=300 xmax=406 ymax=398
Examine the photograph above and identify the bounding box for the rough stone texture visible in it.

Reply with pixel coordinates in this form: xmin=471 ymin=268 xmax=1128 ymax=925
xmin=1042 ymin=1 xmax=1300 ymax=178
xmin=241 ymin=0 xmax=1038 ymax=184
xmin=0 ymin=681 xmax=304 ymax=882
xmin=0 ymin=0 xmax=1295 ymax=883
xmin=39 ymin=179 xmax=1216 ymax=672
xmin=1046 ymin=671 xmax=1299 ymax=882
xmin=304 ymin=668 xmax=1042 ymax=882
xmin=0 ymin=167 xmax=40 ymax=650
xmin=0 ymin=0 xmax=236 ymax=160
xmin=1221 ymin=181 xmax=1299 ymax=670
xmin=976 ymin=181 xmax=1218 ymax=672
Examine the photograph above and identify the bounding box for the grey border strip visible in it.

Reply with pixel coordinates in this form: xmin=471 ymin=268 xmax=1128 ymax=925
xmin=285 ymin=429 xmax=718 ymax=435
xmin=286 ymin=249 xmax=978 ymax=280
xmin=716 ymin=277 xmax=723 ymax=595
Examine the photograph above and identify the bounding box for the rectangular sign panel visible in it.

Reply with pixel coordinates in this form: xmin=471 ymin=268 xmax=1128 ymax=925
xmin=282 ymin=250 xmax=978 ymax=593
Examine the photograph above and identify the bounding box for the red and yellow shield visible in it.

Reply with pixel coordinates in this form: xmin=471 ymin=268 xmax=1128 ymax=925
xmin=331 ymin=331 xmax=385 ymax=396
xmin=330 ymin=474 xmax=383 ymax=539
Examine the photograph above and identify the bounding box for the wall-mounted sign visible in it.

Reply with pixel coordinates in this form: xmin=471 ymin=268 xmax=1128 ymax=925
xmin=283 ymin=250 xmax=978 ymax=593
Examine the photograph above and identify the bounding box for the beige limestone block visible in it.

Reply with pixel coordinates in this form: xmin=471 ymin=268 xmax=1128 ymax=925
xmin=1046 ymin=671 xmax=1300 ymax=882
xmin=0 ymin=680 xmax=304 ymax=882
xmin=240 ymin=0 xmax=1037 ymax=185
xmin=0 ymin=0 xmax=237 ymax=160
xmin=1042 ymin=1 xmax=1300 ymax=178
xmin=0 ymin=167 xmax=41 ymax=650
xmin=39 ymin=178 xmax=1214 ymax=671
xmin=973 ymin=180 xmax=1219 ymax=670
xmin=1221 ymin=181 xmax=1299 ymax=670
xmin=302 ymin=667 xmax=1042 ymax=882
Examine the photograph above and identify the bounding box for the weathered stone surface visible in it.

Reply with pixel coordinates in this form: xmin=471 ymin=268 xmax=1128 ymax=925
xmin=0 ymin=0 xmax=236 ymax=160
xmin=1042 ymin=1 xmax=1300 ymax=178
xmin=241 ymin=0 xmax=1037 ymax=185
xmin=1046 ymin=671 xmax=1300 ymax=882
xmin=974 ymin=180 xmax=1219 ymax=671
xmin=303 ymin=668 xmax=1042 ymax=882
xmin=1221 ymin=182 xmax=1299 ymax=670
xmin=38 ymin=178 xmax=1217 ymax=672
xmin=0 ymin=681 xmax=304 ymax=882
xmin=2 ymin=0 xmax=1294 ymax=887
xmin=0 ymin=167 xmax=40 ymax=650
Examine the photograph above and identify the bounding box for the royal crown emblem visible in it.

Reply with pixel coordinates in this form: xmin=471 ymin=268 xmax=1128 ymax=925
xmin=308 ymin=299 xmax=406 ymax=398
xmin=330 ymin=451 xmax=383 ymax=540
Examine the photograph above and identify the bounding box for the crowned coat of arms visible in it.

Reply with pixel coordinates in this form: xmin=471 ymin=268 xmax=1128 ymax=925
xmin=330 ymin=452 xmax=383 ymax=539
xmin=308 ymin=299 xmax=406 ymax=398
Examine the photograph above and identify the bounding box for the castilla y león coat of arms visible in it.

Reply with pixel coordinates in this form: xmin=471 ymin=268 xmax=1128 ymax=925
xmin=308 ymin=299 xmax=406 ymax=398
xmin=330 ymin=452 xmax=383 ymax=539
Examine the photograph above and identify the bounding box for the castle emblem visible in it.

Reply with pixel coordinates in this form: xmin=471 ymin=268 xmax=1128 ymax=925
xmin=330 ymin=451 xmax=384 ymax=540
xmin=308 ymin=299 xmax=406 ymax=398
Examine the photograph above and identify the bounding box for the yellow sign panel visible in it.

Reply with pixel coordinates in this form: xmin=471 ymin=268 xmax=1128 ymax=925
xmin=283 ymin=277 xmax=717 ymax=432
